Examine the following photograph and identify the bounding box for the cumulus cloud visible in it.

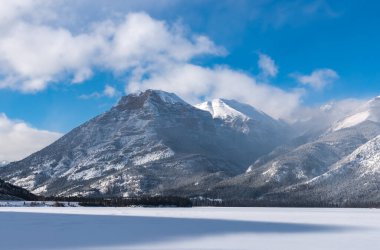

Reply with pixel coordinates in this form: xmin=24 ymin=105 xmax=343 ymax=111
xmin=258 ymin=53 xmax=278 ymax=77
xmin=0 ymin=0 xmax=340 ymax=122
xmin=127 ymin=63 xmax=302 ymax=119
xmin=293 ymin=69 xmax=339 ymax=90
xmin=0 ymin=113 xmax=62 ymax=162
xmin=0 ymin=10 xmax=223 ymax=92
xmin=0 ymin=0 xmax=52 ymax=26
xmin=0 ymin=22 xmax=103 ymax=91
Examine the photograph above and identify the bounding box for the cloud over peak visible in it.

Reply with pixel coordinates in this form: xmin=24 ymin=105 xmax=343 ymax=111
xmin=0 ymin=1 xmax=343 ymax=123
xmin=127 ymin=63 xmax=302 ymax=119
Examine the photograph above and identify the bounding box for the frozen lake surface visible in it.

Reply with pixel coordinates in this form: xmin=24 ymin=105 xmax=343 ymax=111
xmin=0 ymin=207 xmax=379 ymax=250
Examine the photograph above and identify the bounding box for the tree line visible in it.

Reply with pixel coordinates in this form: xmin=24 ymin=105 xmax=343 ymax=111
xmin=191 ymin=198 xmax=380 ymax=208
xmin=39 ymin=195 xmax=193 ymax=207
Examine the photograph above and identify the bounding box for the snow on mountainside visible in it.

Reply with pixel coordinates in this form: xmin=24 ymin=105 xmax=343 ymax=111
xmin=1 ymin=89 xmax=379 ymax=203
xmin=272 ymin=135 xmax=380 ymax=203
xmin=195 ymin=98 xmax=291 ymax=142
xmin=333 ymin=96 xmax=380 ymax=131
xmin=195 ymin=99 xmax=250 ymax=120
xmin=321 ymin=134 xmax=380 ymax=178
xmin=208 ymin=116 xmax=380 ymax=200
xmin=203 ymin=96 xmax=380 ymax=202
xmin=0 ymin=90 xmax=286 ymax=198
xmin=195 ymin=98 xmax=280 ymax=125
xmin=151 ymin=90 xmax=187 ymax=105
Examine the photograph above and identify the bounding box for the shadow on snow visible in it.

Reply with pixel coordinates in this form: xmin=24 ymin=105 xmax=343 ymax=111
xmin=0 ymin=212 xmax=356 ymax=249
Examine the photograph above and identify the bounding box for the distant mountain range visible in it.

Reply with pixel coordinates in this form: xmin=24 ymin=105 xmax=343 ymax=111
xmin=1 ymin=90 xmax=379 ymax=205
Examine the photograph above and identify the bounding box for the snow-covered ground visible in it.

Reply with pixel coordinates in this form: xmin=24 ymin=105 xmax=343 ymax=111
xmin=0 ymin=207 xmax=378 ymax=250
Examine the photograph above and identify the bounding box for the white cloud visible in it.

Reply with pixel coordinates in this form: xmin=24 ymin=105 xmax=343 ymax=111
xmin=0 ymin=1 xmax=340 ymax=122
xmin=127 ymin=63 xmax=302 ymax=119
xmin=0 ymin=11 xmax=223 ymax=92
xmin=292 ymin=98 xmax=366 ymax=133
xmin=0 ymin=113 xmax=62 ymax=162
xmin=101 ymin=13 xmax=225 ymax=71
xmin=104 ymin=85 xmax=117 ymax=98
xmin=258 ymin=53 xmax=278 ymax=77
xmin=0 ymin=22 xmax=103 ymax=91
xmin=72 ymin=68 xmax=93 ymax=84
xmin=0 ymin=0 xmax=50 ymax=26
xmin=293 ymin=69 xmax=339 ymax=90
xmin=80 ymin=85 xmax=119 ymax=99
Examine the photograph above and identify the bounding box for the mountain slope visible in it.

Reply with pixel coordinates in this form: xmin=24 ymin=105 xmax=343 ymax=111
xmin=195 ymin=98 xmax=291 ymax=156
xmin=0 ymin=90 xmax=285 ymax=197
xmin=2 ymin=90 xmax=379 ymax=203
xmin=0 ymin=179 xmax=37 ymax=200
xmin=195 ymin=98 xmax=288 ymax=131
xmin=206 ymin=96 xmax=380 ymax=201
xmin=332 ymin=96 xmax=380 ymax=131
xmin=208 ymin=119 xmax=380 ymax=199
xmin=266 ymin=135 xmax=380 ymax=204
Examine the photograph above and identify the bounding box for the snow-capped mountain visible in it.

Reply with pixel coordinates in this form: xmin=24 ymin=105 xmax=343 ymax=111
xmin=0 ymin=90 xmax=286 ymax=197
xmin=1 ymin=90 xmax=379 ymax=204
xmin=195 ymin=98 xmax=287 ymax=132
xmin=270 ymin=134 xmax=380 ymax=204
xmin=207 ymin=97 xmax=380 ymax=200
xmin=195 ymin=98 xmax=292 ymax=157
xmin=196 ymin=99 xmax=258 ymax=121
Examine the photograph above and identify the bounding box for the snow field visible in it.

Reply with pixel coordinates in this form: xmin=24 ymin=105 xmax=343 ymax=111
xmin=0 ymin=207 xmax=378 ymax=250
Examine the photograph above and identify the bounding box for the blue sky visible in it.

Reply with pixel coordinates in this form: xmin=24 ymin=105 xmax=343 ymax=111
xmin=0 ymin=0 xmax=380 ymax=161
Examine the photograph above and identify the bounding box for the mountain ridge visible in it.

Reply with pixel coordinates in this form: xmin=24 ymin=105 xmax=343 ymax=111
xmin=0 ymin=89 xmax=379 ymax=204
xmin=0 ymin=178 xmax=37 ymax=200
xmin=0 ymin=89 xmax=288 ymax=198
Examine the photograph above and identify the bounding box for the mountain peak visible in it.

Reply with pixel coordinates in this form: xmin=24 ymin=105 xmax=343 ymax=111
xmin=195 ymin=98 xmax=250 ymax=120
xmin=195 ymin=98 xmax=274 ymax=123
xmin=116 ymin=89 xmax=187 ymax=109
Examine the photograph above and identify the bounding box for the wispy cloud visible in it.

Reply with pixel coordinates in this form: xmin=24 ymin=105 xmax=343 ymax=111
xmin=292 ymin=68 xmax=339 ymax=90
xmin=104 ymin=85 xmax=117 ymax=98
xmin=80 ymin=85 xmax=119 ymax=99
xmin=258 ymin=53 xmax=278 ymax=78
xmin=258 ymin=0 xmax=341 ymax=29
